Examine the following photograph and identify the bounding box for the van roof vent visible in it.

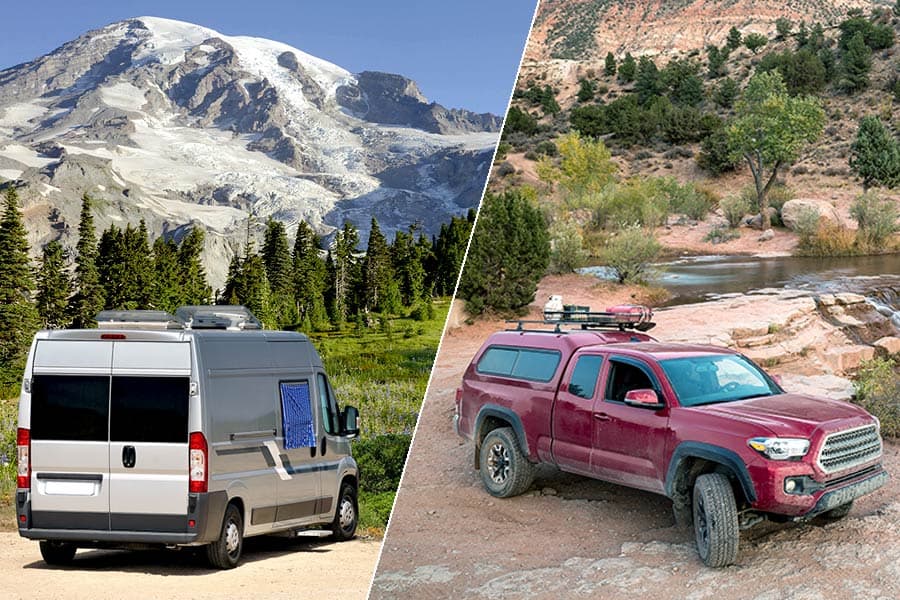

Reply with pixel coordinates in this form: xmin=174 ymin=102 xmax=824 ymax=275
xmin=175 ymin=305 xmax=263 ymax=330
xmin=95 ymin=310 xmax=183 ymax=330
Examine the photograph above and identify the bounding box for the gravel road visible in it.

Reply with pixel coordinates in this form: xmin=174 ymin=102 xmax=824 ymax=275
xmin=0 ymin=532 xmax=379 ymax=600
xmin=370 ymin=294 xmax=900 ymax=600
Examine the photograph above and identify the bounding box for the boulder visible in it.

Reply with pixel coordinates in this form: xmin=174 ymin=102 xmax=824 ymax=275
xmin=874 ymin=336 xmax=900 ymax=357
xmin=822 ymin=345 xmax=875 ymax=374
xmin=758 ymin=228 xmax=775 ymax=242
xmin=743 ymin=207 xmax=779 ymax=230
xmin=781 ymin=198 xmax=842 ymax=231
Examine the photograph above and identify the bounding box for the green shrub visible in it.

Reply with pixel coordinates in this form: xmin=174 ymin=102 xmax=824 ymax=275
xmin=548 ymin=221 xmax=588 ymax=274
xmin=698 ymin=130 xmax=741 ymax=175
xmin=353 ymin=433 xmax=410 ymax=494
xmin=359 ymin=491 xmax=396 ymax=531
xmin=796 ymin=220 xmax=859 ymax=256
xmin=600 ymin=224 xmax=662 ymax=284
xmin=661 ymin=179 xmax=717 ymax=220
xmin=793 ymin=207 xmax=823 ymax=241
xmin=1 ymin=398 xmax=16 ymax=504
xmin=720 ymin=195 xmax=751 ymax=228
xmin=594 ymin=179 xmax=668 ymax=229
xmin=850 ymin=191 xmax=900 ymax=250
xmin=853 ymin=357 xmax=900 ymax=438
xmin=535 ymin=140 xmax=558 ymax=157
xmin=704 ymin=226 xmax=741 ymax=244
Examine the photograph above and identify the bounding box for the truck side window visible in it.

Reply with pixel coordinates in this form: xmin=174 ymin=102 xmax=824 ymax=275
xmin=317 ymin=373 xmax=340 ymax=436
xmin=568 ymin=355 xmax=603 ymax=399
xmin=606 ymin=360 xmax=655 ymax=403
xmin=280 ymin=381 xmax=316 ymax=449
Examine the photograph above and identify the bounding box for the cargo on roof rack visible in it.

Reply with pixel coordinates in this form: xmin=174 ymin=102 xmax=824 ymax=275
xmin=95 ymin=310 xmax=183 ymax=330
xmin=516 ymin=304 xmax=655 ymax=332
xmin=94 ymin=306 xmax=263 ymax=331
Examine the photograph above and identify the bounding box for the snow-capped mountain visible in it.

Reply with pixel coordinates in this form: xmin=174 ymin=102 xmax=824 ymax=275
xmin=0 ymin=17 xmax=500 ymax=286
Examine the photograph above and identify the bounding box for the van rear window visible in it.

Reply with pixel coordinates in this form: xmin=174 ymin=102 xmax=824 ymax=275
xmin=476 ymin=346 xmax=561 ymax=382
xmin=30 ymin=375 xmax=110 ymax=442
xmin=110 ymin=377 xmax=189 ymax=443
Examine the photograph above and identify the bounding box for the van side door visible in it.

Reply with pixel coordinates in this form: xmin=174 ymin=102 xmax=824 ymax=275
xmin=591 ymin=356 xmax=670 ymax=494
xmin=551 ymin=352 xmax=604 ymax=476
xmin=312 ymin=371 xmax=347 ymax=520
xmin=274 ymin=378 xmax=324 ymax=524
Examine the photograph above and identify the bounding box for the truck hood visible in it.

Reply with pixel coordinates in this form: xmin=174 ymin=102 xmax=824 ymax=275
xmin=700 ymin=394 xmax=874 ymax=438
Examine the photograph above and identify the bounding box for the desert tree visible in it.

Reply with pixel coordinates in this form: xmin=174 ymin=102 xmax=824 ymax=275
xmin=849 ymin=116 xmax=900 ymax=191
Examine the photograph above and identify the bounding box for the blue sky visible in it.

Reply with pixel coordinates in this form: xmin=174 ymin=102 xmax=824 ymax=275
xmin=0 ymin=1 xmax=536 ymax=115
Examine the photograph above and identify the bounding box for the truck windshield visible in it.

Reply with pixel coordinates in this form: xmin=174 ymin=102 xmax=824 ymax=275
xmin=659 ymin=355 xmax=779 ymax=407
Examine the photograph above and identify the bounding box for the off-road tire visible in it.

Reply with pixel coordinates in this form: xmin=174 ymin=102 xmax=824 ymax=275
xmin=39 ymin=540 xmax=77 ymax=565
xmin=479 ymin=427 xmax=534 ymax=498
xmin=820 ymin=500 xmax=854 ymax=522
xmin=330 ymin=482 xmax=359 ymax=541
xmin=692 ymin=473 xmax=739 ymax=567
xmin=206 ymin=503 xmax=244 ymax=569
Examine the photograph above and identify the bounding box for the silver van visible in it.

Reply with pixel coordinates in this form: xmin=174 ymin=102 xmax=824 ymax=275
xmin=15 ymin=306 xmax=360 ymax=569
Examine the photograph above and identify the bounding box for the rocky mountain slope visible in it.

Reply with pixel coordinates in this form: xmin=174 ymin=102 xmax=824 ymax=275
xmin=529 ymin=0 xmax=884 ymax=60
xmin=0 ymin=17 xmax=499 ymax=286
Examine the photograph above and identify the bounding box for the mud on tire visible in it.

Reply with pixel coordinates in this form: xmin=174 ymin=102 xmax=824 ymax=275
xmin=692 ymin=472 xmax=739 ymax=567
xmin=478 ymin=426 xmax=535 ymax=498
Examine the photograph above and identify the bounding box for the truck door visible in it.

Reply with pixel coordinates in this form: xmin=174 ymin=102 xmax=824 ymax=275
xmin=551 ymin=353 xmax=604 ymax=476
xmin=591 ymin=357 xmax=670 ymax=493
xmin=108 ymin=342 xmax=191 ymax=531
xmin=29 ymin=340 xmax=112 ymax=530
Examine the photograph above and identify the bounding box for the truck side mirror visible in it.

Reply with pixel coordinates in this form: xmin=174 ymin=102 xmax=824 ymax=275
xmin=624 ymin=389 xmax=665 ymax=410
xmin=341 ymin=406 xmax=360 ymax=438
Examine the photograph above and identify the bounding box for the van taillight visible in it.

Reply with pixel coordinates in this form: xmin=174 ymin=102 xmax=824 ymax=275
xmin=189 ymin=431 xmax=208 ymax=493
xmin=16 ymin=428 xmax=30 ymax=489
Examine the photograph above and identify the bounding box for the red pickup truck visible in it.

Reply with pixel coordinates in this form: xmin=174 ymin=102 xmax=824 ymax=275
xmin=453 ymin=314 xmax=887 ymax=567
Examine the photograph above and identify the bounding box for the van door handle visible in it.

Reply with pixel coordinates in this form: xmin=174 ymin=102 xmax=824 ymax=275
xmin=122 ymin=446 xmax=136 ymax=468
xmin=593 ymin=413 xmax=611 ymax=421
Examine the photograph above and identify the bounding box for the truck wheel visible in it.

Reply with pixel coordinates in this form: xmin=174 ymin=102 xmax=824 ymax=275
xmin=692 ymin=473 xmax=739 ymax=567
xmin=479 ymin=427 xmax=534 ymax=498
xmin=206 ymin=503 xmax=244 ymax=569
xmin=39 ymin=541 xmax=77 ymax=565
xmin=330 ymin=482 xmax=358 ymax=541
xmin=820 ymin=501 xmax=853 ymax=522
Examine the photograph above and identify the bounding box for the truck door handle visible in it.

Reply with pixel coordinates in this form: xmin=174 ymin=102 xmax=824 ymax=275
xmin=122 ymin=445 xmax=136 ymax=468
xmin=593 ymin=413 xmax=611 ymax=421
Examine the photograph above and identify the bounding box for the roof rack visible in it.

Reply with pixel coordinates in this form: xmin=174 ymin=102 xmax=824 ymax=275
xmin=508 ymin=305 xmax=656 ymax=333
xmin=95 ymin=310 xmax=183 ymax=330
xmin=175 ymin=305 xmax=263 ymax=330
xmin=94 ymin=306 xmax=263 ymax=331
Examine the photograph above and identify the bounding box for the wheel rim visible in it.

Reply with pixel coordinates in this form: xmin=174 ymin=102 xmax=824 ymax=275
xmin=225 ymin=520 xmax=241 ymax=556
xmin=339 ymin=496 xmax=356 ymax=531
xmin=487 ymin=442 xmax=511 ymax=484
xmin=695 ymin=494 xmax=709 ymax=556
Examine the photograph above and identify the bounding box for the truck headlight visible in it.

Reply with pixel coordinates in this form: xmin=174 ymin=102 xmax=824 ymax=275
xmin=748 ymin=437 xmax=810 ymax=460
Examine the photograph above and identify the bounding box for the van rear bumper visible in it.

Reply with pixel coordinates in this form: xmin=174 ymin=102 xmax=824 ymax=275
xmin=16 ymin=490 xmax=227 ymax=546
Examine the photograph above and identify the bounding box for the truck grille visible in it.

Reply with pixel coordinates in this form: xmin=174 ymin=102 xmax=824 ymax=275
xmin=818 ymin=424 xmax=882 ymax=475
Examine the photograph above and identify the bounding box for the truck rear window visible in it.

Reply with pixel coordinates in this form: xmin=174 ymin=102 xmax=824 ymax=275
xmin=476 ymin=346 xmax=561 ymax=382
xmin=30 ymin=375 xmax=110 ymax=442
xmin=110 ymin=376 xmax=189 ymax=443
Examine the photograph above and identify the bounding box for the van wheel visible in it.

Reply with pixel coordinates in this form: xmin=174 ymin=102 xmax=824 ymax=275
xmin=330 ymin=482 xmax=358 ymax=541
xmin=206 ymin=504 xmax=244 ymax=569
xmin=479 ymin=427 xmax=534 ymax=498
xmin=39 ymin=541 xmax=77 ymax=565
xmin=693 ymin=473 xmax=739 ymax=568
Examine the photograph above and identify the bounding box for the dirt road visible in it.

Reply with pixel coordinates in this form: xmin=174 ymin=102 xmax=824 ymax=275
xmin=0 ymin=533 xmax=379 ymax=600
xmin=370 ymin=285 xmax=900 ymax=600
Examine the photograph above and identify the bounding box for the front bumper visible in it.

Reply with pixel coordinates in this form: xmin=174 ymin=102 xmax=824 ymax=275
xmin=805 ymin=468 xmax=889 ymax=517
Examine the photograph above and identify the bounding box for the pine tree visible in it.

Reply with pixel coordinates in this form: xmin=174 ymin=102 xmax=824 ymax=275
xmin=775 ymin=17 xmax=792 ymax=40
xmin=635 ymin=56 xmax=663 ymax=105
xmin=458 ymin=190 xmax=550 ymax=316
xmin=707 ymin=45 xmax=727 ymax=79
xmin=604 ymin=52 xmax=616 ymax=77
xmin=151 ymin=237 xmax=182 ymax=313
xmin=97 ymin=225 xmax=129 ymax=309
xmin=178 ymin=227 xmax=212 ymax=305
xmin=363 ymin=218 xmax=394 ymax=313
xmin=330 ymin=222 xmax=360 ymax=323
xmin=726 ymin=27 xmax=742 ymax=50
xmin=392 ymin=226 xmax=427 ymax=307
xmin=238 ymin=253 xmax=271 ymax=326
xmin=849 ymin=116 xmax=900 ymax=191
xmin=0 ymin=187 xmax=40 ymax=389
xmin=35 ymin=240 xmax=72 ymax=328
xmin=840 ymin=31 xmax=872 ymax=93
xmin=576 ymin=78 xmax=595 ymax=103
xmin=68 ymin=194 xmax=104 ymax=328
xmin=431 ymin=214 xmax=473 ymax=297
xmin=618 ymin=53 xmax=636 ymax=83
xmin=261 ymin=219 xmax=296 ymax=326
xmin=795 ymin=21 xmax=809 ymax=49
xmin=127 ymin=220 xmax=153 ymax=308
xmin=292 ymin=221 xmax=327 ymax=328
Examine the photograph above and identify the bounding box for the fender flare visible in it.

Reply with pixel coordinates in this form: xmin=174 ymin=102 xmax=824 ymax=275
xmin=665 ymin=441 xmax=757 ymax=503
xmin=473 ymin=405 xmax=530 ymax=458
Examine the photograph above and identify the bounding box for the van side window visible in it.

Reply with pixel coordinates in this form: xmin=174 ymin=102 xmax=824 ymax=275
xmin=30 ymin=375 xmax=109 ymax=441
xmin=568 ymin=355 xmax=603 ymax=399
xmin=280 ymin=381 xmax=316 ymax=449
xmin=476 ymin=346 xmax=561 ymax=382
xmin=317 ymin=373 xmax=340 ymax=436
xmin=110 ymin=376 xmax=189 ymax=443
xmin=606 ymin=360 xmax=655 ymax=403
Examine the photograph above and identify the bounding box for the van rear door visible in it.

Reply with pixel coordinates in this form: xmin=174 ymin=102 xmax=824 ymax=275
xmin=108 ymin=342 xmax=191 ymax=531
xmin=29 ymin=340 xmax=112 ymax=530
